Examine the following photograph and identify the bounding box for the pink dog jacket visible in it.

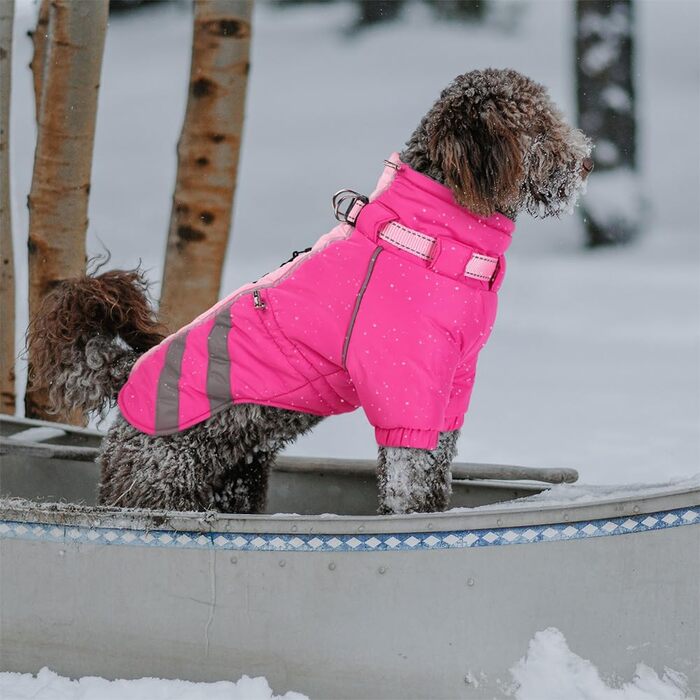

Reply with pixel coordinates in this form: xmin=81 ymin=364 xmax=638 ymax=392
xmin=118 ymin=154 xmax=515 ymax=450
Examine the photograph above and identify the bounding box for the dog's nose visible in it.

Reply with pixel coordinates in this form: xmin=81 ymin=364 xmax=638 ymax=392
xmin=582 ymin=157 xmax=594 ymax=175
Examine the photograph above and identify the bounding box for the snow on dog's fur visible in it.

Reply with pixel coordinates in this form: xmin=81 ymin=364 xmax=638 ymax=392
xmin=27 ymin=69 xmax=592 ymax=514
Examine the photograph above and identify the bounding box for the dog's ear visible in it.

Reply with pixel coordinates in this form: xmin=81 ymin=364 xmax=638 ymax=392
xmin=426 ymin=97 xmax=524 ymax=217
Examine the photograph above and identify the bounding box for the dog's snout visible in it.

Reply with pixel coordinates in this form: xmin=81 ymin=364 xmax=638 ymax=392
xmin=582 ymin=157 xmax=594 ymax=176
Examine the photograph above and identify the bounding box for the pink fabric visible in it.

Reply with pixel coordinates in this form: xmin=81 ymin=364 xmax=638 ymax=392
xmin=464 ymin=253 xmax=499 ymax=282
xmin=118 ymin=155 xmax=514 ymax=449
xmin=379 ymin=222 xmax=437 ymax=260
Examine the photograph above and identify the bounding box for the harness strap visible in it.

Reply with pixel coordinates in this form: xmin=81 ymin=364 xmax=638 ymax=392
xmin=346 ymin=197 xmax=502 ymax=289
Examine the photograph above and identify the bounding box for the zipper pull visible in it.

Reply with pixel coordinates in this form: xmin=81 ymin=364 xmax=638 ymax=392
xmin=252 ymin=290 xmax=266 ymax=310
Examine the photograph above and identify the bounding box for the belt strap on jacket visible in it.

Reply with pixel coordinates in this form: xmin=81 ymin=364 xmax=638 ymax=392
xmin=335 ymin=191 xmax=503 ymax=290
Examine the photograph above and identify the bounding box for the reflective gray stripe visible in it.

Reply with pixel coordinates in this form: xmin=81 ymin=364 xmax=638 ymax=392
xmin=342 ymin=246 xmax=382 ymax=369
xmin=207 ymin=302 xmax=234 ymax=412
xmin=154 ymin=333 xmax=188 ymax=433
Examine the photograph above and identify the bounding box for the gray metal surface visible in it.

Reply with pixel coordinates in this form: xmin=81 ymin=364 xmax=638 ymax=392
xmin=0 ymin=415 xmax=698 ymax=697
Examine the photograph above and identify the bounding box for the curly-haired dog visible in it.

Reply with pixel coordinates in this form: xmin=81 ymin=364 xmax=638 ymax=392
xmin=27 ymin=69 xmax=592 ymax=515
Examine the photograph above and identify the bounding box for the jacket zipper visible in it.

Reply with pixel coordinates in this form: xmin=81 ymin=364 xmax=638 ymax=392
xmin=342 ymin=246 xmax=383 ymax=369
xmin=252 ymin=290 xmax=266 ymax=309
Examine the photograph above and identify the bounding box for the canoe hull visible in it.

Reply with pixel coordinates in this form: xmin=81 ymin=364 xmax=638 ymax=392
xmin=1 ymin=497 xmax=698 ymax=698
xmin=1 ymin=415 xmax=698 ymax=697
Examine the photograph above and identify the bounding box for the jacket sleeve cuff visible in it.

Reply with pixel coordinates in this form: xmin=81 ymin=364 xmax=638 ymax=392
xmin=375 ymin=427 xmax=440 ymax=450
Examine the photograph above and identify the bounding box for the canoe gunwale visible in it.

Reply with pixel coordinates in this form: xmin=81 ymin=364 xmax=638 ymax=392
xmin=2 ymin=485 xmax=698 ymax=537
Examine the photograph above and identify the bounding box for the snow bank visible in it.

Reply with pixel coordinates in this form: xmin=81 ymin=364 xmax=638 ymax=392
xmin=2 ymin=631 xmax=694 ymax=700
xmin=464 ymin=474 xmax=700 ymax=512
xmin=0 ymin=668 xmax=308 ymax=700
xmin=507 ymin=628 xmax=694 ymax=700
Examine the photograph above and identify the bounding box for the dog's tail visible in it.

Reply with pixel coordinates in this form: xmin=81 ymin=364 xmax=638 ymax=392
xmin=26 ymin=268 xmax=167 ymax=417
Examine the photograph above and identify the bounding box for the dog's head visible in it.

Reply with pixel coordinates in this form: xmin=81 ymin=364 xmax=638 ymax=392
xmin=404 ymin=68 xmax=593 ymax=219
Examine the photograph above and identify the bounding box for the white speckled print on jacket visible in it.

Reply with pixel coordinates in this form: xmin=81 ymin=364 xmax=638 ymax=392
xmin=118 ymin=154 xmax=515 ymax=449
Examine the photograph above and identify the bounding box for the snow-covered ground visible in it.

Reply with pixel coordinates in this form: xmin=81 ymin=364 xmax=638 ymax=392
xmin=467 ymin=472 xmax=700 ymax=511
xmin=0 ymin=669 xmax=310 ymax=700
xmin=1 ymin=628 xmax=694 ymax=700
xmin=8 ymin=0 xmax=699 ymax=486
xmin=507 ymin=628 xmax=694 ymax=700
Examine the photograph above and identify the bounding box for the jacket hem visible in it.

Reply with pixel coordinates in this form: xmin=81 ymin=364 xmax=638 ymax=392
xmin=375 ymin=427 xmax=440 ymax=450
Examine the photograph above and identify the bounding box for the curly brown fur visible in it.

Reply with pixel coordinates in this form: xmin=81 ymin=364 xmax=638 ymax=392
xmin=401 ymin=68 xmax=592 ymax=219
xmin=99 ymin=405 xmax=322 ymax=512
xmin=26 ymin=268 xmax=165 ymax=416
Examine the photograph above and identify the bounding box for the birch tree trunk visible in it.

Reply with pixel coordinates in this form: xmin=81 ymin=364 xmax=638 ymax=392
xmin=25 ymin=0 xmax=109 ymax=420
xmin=159 ymin=0 xmax=252 ymax=331
xmin=576 ymin=0 xmax=640 ymax=246
xmin=0 ymin=0 xmax=15 ymax=415
xmin=29 ymin=0 xmax=49 ymax=123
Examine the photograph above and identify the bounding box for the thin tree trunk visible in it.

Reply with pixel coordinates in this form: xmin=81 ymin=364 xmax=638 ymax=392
xmin=25 ymin=0 xmax=109 ymax=421
xmin=0 ymin=0 xmax=15 ymax=415
xmin=28 ymin=0 xmax=49 ymax=123
xmin=576 ymin=0 xmax=640 ymax=246
xmin=160 ymin=0 xmax=252 ymax=331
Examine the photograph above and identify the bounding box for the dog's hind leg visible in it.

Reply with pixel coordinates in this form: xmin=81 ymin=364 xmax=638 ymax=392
xmin=206 ymin=404 xmax=323 ymax=513
xmin=98 ymin=414 xmax=235 ymax=512
xmin=99 ymin=405 xmax=322 ymax=513
xmin=376 ymin=430 xmax=460 ymax=514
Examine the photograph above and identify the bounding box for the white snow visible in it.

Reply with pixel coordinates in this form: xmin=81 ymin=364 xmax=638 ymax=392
xmin=464 ymin=473 xmax=700 ymax=512
xmin=580 ymin=167 xmax=643 ymax=226
xmin=6 ymin=1 xmax=699 ymax=486
xmin=583 ymin=41 xmax=621 ymax=75
xmin=2 ymin=630 xmax=695 ymax=700
xmin=601 ymin=84 xmax=632 ymax=113
xmin=6 ymin=426 xmax=66 ymax=443
xmin=506 ymin=628 xmax=694 ymax=700
xmin=0 ymin=668 xmax=309 ymax=700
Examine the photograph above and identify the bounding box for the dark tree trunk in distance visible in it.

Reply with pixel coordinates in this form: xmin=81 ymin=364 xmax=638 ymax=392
xmin=576 ymin=0 xmax=640 ymax=247
xmin=356 ymin=0 xmax=406 ymax=27
xmin=426 ymin=0 xmax=486 ymax=21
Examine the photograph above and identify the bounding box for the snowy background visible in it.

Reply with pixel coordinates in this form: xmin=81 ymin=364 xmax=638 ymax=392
xmin=8 ymin=0 xmax=700 ymax=486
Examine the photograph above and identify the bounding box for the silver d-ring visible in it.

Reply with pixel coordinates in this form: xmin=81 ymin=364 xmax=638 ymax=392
xmin=332 ymin=188 xmax=357 ymax=211
xmin=332 ymin=189 xmax=367 ymax=224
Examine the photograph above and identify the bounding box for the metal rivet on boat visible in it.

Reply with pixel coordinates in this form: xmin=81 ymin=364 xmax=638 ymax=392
xmin=279 ymin=560 xmax=286 ymax=568
xmin=358 ymin=525 xmax=365 ymax=533
xmin=328 ymin=562 xmax=336 ymax=571
xmin=58 ymin=549 xmax=65 ymax=557
xmin=291 ymin=525 xmax=298 ymax=533
xmin=496 ymin=519 xmax=503 ymax=526
xmin=230 ymin=556 xmax=237 ymax=565
xmin=563 ymin=513 xmax=570 ymax=521
xmin=467 ymin=578 xmax=475 ymax=587
xmin=378 ymin=566 xmax=387 ymax=575
xmin=427 ymin=522 xmax=433 ymax=530
xmin=633 ymin=505 xmax=640 ymax=513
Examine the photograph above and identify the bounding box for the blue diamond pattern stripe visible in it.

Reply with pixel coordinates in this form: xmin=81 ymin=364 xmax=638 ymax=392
xmin=0 ymin=507 xmax=697 ymax=552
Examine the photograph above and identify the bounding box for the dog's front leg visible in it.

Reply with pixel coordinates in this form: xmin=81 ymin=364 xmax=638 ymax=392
xmin=376 ymin=430 xmax=460 ymax=514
